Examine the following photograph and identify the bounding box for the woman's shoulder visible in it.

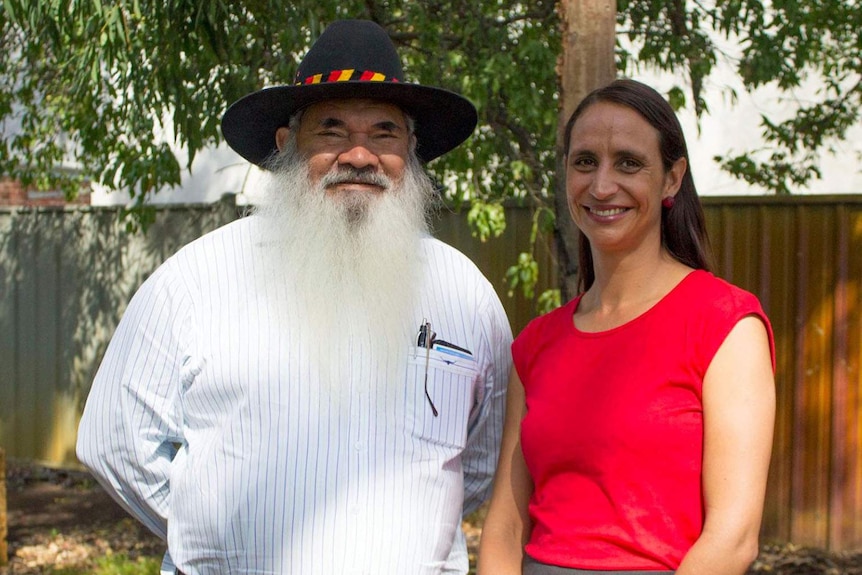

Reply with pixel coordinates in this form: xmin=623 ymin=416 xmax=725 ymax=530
xmin=674 ymin=270 xmax=771 ymax=348
xmin=515 ymin=297 xmax=579 ymax=343
xmin=533 ymin=296 xmax=580 ymax=327
xmin=511 ymin=298 xmax=579 ymax=371
xmin=679 ymin=269 xmax=764 ymax=311
xmin=677 ymin=270 xmax=775 ymax=371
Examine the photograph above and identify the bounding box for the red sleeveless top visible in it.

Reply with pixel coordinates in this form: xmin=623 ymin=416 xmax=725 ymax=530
xmin=512 ymin=270 xmax=774 ymax=570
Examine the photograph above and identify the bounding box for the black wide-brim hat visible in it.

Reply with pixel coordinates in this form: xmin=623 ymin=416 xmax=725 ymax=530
xmin=221 ymin=19 xmax=478 ymax=167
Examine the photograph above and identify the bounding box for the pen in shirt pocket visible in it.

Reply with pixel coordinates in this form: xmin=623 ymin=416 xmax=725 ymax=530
xmin=417 ymin=320 xmax=439 ymax=417
xmin=417 ymin=322 xmax=435 ymax=348
xmin=416 ymin=322 xmax=473 ymax=359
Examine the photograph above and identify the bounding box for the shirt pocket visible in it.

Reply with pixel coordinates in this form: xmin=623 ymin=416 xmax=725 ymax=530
xmin=406 ymin=345 xmax=479 ymax=449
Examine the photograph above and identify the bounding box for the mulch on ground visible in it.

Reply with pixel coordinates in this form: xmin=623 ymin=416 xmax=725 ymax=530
xmin=1 ymin=459 xmax=861 ymax=574
xmin=1 ymin=460 xmax=163 ymax=573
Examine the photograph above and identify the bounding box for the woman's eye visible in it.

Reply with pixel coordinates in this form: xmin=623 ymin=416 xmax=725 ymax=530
xmin=619 ymin=159 xmax=641 ymax=172
xmin=571 ymin=156 xmax=596 ymax=170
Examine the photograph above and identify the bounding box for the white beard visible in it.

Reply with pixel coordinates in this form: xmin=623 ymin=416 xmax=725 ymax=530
xmin=253 ymin=142 xmax=436 ymax=395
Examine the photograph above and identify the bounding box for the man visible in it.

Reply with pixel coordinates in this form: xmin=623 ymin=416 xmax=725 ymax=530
xmin=76 ymin=19 xmax=512 ymax=575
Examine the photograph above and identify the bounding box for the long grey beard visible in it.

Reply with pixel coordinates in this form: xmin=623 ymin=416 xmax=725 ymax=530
xmin=253 ymin=144 xmax=437 ymax=395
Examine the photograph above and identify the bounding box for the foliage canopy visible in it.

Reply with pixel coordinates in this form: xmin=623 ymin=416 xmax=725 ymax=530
xmin=1 ymin=1 xmax=860 ymax=305
xmin=0 ymin=1 xmax=559 ymax=214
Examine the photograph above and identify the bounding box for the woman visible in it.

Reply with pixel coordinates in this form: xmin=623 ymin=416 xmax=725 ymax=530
xmin=478 ymin=79 xmax=775 ymax=575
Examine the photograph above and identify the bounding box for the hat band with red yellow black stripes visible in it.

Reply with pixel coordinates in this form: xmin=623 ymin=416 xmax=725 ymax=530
xmin=296 ymin=69 xmax=401 ymax=85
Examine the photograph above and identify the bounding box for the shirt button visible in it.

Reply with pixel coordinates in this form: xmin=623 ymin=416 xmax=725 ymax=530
xmin=354 ymin=441 xmax=363 ymax=451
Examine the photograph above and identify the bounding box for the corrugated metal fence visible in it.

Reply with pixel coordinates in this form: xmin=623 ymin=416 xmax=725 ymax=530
xmin=0 ymin=194 xmax=860 ymax=551
xmin=0 ymin=199 xmax=240 ymax=464
xmin=702 ymin=195 xmax=862 ymax=551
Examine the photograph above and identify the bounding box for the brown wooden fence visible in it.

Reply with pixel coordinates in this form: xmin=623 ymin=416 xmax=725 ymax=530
xmin=700 ymin=195 xmax=862 ymax=551
xmin=440 ymin=195 xmax=862 ymax=550
xmin=0 ymin=194 xmax=860 ymax=550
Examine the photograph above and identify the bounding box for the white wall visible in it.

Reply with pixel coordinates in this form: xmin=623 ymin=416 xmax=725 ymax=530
xmin=91 ymin=143 xmax=268 ymax=206
xmin=655 ymin=74 xmax=862 ymax=196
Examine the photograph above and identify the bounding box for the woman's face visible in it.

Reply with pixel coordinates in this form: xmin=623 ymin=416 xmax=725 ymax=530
xmin=565 ymin=101 xmax=685 ymax=257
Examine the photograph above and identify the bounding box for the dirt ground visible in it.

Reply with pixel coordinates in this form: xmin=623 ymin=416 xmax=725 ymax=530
xmin=1 ymin=460 xmax=163 ymax=573
xmin=2 ymin=459 xmax=862 ymax=574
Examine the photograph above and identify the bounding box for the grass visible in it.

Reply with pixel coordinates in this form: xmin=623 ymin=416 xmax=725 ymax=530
xmin=50 ymin=555 xmax=160 ymax=575
xmin=24 ymin=505 xmax=490 ymax=575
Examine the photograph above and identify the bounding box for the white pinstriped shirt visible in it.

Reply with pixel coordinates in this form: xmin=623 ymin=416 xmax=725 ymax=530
xmin=76 ymin=216 xmax=512 ymax=575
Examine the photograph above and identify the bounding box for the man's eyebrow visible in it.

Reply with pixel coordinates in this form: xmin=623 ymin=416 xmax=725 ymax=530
xmin=375 ymin=120 xmax=402 ymax=132
xmin=318 ymin=117 xmax=347 ymax=129
xmin=315 ymin=117 xmax=404 ymax=132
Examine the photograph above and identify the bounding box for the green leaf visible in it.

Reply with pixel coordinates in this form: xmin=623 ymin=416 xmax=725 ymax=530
xmin=505 ymin=251 xmax=539 ymax=299
xmin=537 ymin=289 xmax=561 ymax=314
xmin=467 ymin=200 xmax=507 ymax=243
xmin=667 ymin=85 xmax=686 ymax=111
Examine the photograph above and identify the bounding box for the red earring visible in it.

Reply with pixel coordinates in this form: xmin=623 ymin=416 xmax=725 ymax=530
xmin=662 ymin=196 xmax=675 ymax=209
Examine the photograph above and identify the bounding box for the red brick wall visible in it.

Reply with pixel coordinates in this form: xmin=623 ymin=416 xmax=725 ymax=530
xmin=0 ymin=177 xmax=91 ymax=207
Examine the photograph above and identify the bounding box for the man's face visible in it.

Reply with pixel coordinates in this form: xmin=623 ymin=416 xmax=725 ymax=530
xmin=259 ymin=99 xmax=432 ymax=392
xmin=276 ymin=98 xmax=412 ymax=197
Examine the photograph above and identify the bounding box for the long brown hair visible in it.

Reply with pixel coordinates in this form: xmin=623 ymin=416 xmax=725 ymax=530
xmin=563 ymin=79 xmax=715 ymax=292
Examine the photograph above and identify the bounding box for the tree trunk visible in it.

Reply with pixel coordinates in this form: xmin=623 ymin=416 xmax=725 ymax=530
xmin=1 ymin=447 xmax=7 ymax=566
xmin=554 ymin=0 xmax=616 ymax=302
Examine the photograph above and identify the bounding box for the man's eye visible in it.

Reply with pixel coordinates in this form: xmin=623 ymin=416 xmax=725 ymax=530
xmin=316 ymin=127 xmax=347 ymax=138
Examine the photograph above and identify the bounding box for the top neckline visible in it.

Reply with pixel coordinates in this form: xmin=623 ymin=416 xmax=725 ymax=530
xmin=569 ymin=269 xmax=704 ymax=337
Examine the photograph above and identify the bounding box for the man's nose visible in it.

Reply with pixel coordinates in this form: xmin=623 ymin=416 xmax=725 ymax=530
xmin=337 ymin=135 xmax=380 ymax=170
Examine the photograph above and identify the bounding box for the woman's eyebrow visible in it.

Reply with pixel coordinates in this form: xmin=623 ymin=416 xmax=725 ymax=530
xmin=567 ymin=146 xmax=595 ymax=157
xmin=613 ymin=148 xmax=649 ymax=162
